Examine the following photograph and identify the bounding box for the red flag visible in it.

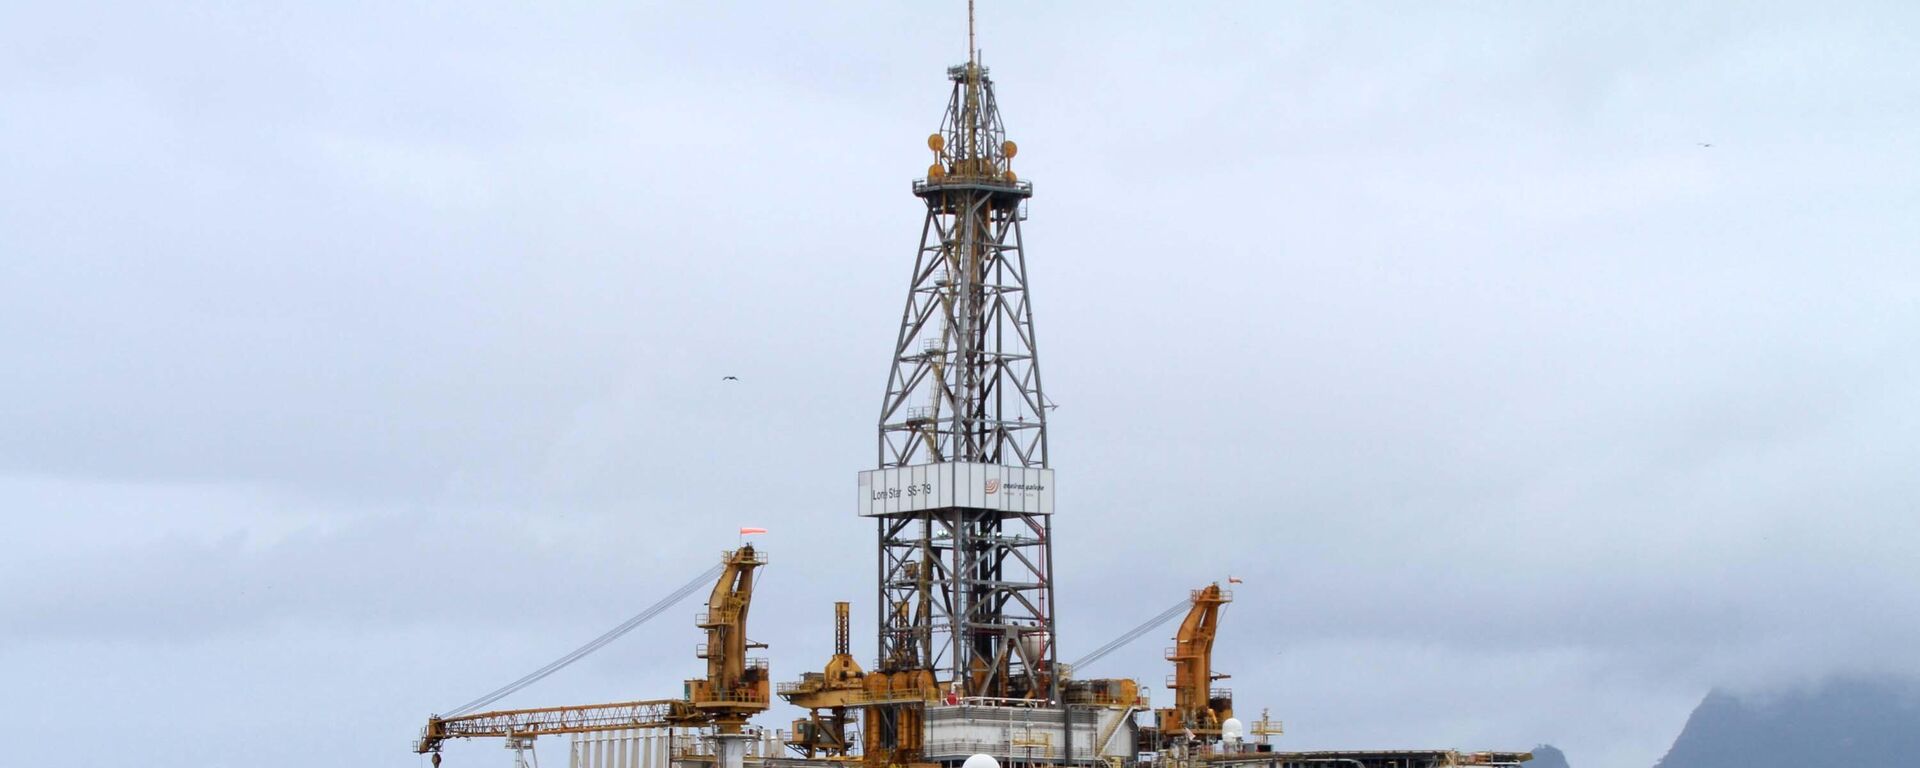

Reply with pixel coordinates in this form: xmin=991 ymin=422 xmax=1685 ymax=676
xmin=1227 ymin=575 xmax=1243 ymax=584
xmin=740 ymin=527 xmax=768 ymax=535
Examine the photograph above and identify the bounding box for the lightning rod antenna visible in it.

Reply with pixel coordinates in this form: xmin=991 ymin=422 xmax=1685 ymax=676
xmin=968 ymin=0 xmax=976 ymax=68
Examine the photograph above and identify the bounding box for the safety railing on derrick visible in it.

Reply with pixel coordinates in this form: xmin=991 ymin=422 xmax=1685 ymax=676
xmin=912 ymin=177 xmax=1033 ymax=195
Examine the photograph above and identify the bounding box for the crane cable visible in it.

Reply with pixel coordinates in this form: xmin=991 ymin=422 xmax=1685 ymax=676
xmin=441 ymin=561 xmax=727 ymax=718
xmin=1067 ymin=596 xmax=1192 ymax=671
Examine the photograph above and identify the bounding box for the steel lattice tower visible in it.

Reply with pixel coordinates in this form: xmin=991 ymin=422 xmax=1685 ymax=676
xmin=869 ymin=58 xmax=1055 ymax=706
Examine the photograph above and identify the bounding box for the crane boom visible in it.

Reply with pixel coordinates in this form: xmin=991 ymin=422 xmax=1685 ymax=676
xmin=416 ymin=546 xmax=771 ymax=760
xmin=1069 ymin=596 xmax=1192 ymax=671
xmin=418 ymin=698 xmax=698 ymax=753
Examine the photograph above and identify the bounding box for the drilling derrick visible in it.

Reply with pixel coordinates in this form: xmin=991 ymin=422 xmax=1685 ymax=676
xmin=859 ymin=54 xmax=1061 ymax=768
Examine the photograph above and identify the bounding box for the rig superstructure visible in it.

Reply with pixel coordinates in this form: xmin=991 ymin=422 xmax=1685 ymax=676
xmin=414 ymin=11 xmax=1534 ymax=768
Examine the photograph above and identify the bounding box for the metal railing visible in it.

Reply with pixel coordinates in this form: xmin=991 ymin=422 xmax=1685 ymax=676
xmin=686 ymin=689 xmax=768 ymax=705
xmin=775 ymin=676 xmax=820 ymax=695
xmin=831 ymin=688 xmax=940 ymax=705
xmin=922 ymin=738 xmax=1088 ymax=760
xmin=1064 ymin=689 xmax=1149 ymax=707
xmin=667 ymin=729 xmax=779 ymax=759
xmin=905 ymin=406 xmax=939 ymax=424
xmin=950 ymin=695 xmax=1051 ymax=708
xmin=912 ymin=177 xmax=1034 ymax=196
xmin=721 ymin=547 xmax=767 ymax=565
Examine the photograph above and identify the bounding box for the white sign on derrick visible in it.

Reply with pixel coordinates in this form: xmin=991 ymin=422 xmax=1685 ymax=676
xmin=857 ymin=462 xmax=1055 ymax=517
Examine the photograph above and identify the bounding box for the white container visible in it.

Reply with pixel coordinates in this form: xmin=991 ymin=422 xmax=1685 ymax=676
xmin=857 ymin=462 xmax=1055 ymax=517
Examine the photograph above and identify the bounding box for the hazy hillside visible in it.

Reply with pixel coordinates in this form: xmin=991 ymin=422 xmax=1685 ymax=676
xmin=1654 ymin=677 xmax=1920 ymax=768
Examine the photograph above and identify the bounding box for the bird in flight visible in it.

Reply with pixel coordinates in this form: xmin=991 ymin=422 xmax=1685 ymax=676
xmin=721 ymin=376 xmax=740 ymax=382
xmin=1697 ymin=142 xmax=1713 ymax=148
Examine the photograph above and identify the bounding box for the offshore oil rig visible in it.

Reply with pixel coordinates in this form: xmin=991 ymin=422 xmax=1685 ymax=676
xmin=415 ymin=11 xmax=1532 ymax=768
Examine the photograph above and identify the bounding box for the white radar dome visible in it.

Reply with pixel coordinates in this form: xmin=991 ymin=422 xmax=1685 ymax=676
xmin=1020 ymin=630 xmax=1050 ymax=662
xmin=963 ymin=755 xmax=1001 ymax=768
xmin=1220 ymin=717 xmax=1245 ymax=742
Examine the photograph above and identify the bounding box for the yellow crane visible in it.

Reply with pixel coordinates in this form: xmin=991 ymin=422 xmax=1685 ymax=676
xmin=417 ymin=546 xmax=770 ymax=763
xmin=1154 ymin=583 xmax=1233 ymax=740
xmin=686 ymin=545 xmax=771 ymax=734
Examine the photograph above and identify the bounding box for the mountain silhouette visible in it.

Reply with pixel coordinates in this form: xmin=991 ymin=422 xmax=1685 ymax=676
xmin=1654 ymin=677 xmax=1920 ymax=768
xmin=1528 ymin=744 xmax=1570 ymax=768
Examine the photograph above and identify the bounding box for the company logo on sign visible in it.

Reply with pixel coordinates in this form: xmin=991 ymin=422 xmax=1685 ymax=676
xmin=984 ymin=478 xmax=1001 ymax=494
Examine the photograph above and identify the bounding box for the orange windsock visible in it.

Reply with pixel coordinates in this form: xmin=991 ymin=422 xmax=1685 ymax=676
xmin=740 ymin=527 xmax=768 ymax=535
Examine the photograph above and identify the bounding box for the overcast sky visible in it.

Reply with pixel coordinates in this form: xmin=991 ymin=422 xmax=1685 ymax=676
xmin=5 ymin=3 xmax=1918 ymax=768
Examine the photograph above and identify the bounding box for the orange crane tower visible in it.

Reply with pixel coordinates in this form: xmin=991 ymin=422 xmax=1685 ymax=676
xmin=687 ymin=545 xmax=771 ymax=734
xmin=1154 ymin=583 xmax=1233 ymax=740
